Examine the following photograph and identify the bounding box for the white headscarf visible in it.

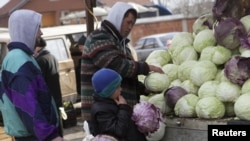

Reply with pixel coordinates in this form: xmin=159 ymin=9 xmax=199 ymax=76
xmin=106 ymin=2 xmax=137 ymax=35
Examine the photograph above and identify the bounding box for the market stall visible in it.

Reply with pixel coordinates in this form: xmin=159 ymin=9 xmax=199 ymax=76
xmin=139 ymin=0 xmax=250 ymax=140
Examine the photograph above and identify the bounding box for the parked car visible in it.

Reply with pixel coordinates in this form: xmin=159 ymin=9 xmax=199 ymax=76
xmin=134 ymin=32 xmax=179 ymax=61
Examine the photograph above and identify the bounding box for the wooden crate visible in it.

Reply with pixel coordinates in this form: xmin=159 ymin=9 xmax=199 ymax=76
xmin=0 ymin=126 xmax=14 ymax=141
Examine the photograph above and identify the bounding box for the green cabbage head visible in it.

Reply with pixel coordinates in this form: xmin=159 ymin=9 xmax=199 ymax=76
xmin=241 ymin=79 xmax=250 ymax=94
xmin=193 ymin=29 xmax=216 ymax=53
xmin=162 ymin=63 xmax=179 ymax=82
xmin=195 ymin=97 xmax=225 ymax=119
xmin=178 ymin=60 xmax=198 ymax=81
xmin=234 ymin=93 xmax=250 ymax=120
xmin=146 ymin=50 xmax=171 ymax=67
xmin=198 ymin=80 xmax=220 ymax=98
xmin=144 ymin=73 xmax=170 ymax=92
xmin=174 ymin=94 xmax=199 ymax=118
xmin=215 ymin=81 xmax=241 ymax=102
xmin=190 ymin=60 xmax=217 ymax=86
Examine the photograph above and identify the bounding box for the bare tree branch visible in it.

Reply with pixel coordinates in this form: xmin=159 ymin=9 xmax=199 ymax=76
xmin=152 ymin=0 xmax=215 ymax=17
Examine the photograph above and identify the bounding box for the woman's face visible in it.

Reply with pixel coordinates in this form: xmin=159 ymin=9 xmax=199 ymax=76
xmin=120 ymin=12 xmax=136 ymax=38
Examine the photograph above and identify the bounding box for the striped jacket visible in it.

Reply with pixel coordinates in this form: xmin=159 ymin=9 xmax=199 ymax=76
xmin=81 ymin=20 xmax=150 ymax=121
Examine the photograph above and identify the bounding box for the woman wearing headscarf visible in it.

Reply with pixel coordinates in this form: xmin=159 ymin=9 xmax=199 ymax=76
xmin=81 ymin=2 xmax=163 ymax=121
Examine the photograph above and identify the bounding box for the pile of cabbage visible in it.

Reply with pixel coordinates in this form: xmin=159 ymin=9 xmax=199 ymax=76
xmin=139 ymin=0 xmax=250 ymax=128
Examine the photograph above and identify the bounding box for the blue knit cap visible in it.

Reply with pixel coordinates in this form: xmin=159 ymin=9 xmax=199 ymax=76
xmin=92 ymin=68 xmax=122 ymax=98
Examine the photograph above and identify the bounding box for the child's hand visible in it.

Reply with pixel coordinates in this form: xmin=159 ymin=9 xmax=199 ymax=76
xmin=114 ymin=95 xmax=127 ymax=105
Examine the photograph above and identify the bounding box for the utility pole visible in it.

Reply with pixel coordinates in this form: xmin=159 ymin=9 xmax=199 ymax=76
xmin=84 ymin=0 xmax=96 ymax=35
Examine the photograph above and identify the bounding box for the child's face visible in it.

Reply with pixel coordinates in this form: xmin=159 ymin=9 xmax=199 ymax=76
xmin=110 ymin=86 xmax=122 ymax=100
xmin=78 ymin=45 xmax=84 ymax=52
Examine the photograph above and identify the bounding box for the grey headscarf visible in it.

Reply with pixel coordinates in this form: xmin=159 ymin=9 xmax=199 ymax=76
xmin=8 ymin=9 xmax=42 ymax=52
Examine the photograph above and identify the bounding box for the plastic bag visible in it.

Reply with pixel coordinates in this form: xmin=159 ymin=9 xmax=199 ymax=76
xmin=82 ymin=120 xmax=94 ymax=141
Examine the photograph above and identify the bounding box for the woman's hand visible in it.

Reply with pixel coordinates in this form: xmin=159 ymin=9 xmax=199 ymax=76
xmin=148 ymin=65 xmax=164 ymax=74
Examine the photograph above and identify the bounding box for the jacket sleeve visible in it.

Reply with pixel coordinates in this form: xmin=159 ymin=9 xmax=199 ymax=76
xmin=84 ymin=36 xmax=150 ymax=78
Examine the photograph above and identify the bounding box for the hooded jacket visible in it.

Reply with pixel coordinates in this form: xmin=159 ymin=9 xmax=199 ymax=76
xmin=0 ymin=9 xmax=60 ymax=141
xmin=81 ymin=2 xmax=150 ymax=121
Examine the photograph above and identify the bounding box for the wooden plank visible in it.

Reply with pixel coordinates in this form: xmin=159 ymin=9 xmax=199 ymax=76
xmin=0 ymin=126 xmax=13 ymax=141
xmin=0 ymin=129 xmax=4 ymax=134
xmin=1 ymin=138 xmax=13 ymax=141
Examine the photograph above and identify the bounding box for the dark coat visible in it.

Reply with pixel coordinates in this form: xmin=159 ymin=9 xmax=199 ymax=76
xmin=90 ymin=94 xmax=146 ymax=141
xmin=35 ymin=49 xmax=63 ymax=108
xmin=35 ymin=49 xmax=63 ymax=136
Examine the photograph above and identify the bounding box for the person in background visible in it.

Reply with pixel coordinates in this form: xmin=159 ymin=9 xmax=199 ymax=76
xmin=34 ymin=37 xmax=64 ymax=137
xmin=0 ymin=9 xmax=68 ymax=141
xmin=74 ymin=35 xmax=86 ymax=97
xmin=81 ymin=2 xmax=164 ymax=121
xmin=90 ymin=68 xmax=146 ymax=141
xmin=166 ymin=39 xmax=172 ymax=48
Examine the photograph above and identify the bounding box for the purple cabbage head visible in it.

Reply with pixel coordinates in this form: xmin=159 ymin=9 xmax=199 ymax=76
xmin=240 ymin=32 xmax=250 ymax=49
xmin=212 ymin=0 xmax=250 ymax=21
xmin=131 ymin=101 xmax=162 ymax=136
xmin=214 ymin=17 xmax=246 ymax=50
xmin=164 ymin=86 xmax=188 ymax=109
xmin=193 ymin=13 xmax=214 ymax=35
xmin=224 ymin=56 xmax=250 ymax=86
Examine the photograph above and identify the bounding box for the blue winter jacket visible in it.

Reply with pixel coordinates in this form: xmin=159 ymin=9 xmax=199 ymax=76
xmin=0 ymin=9 xmax=60 ymax=141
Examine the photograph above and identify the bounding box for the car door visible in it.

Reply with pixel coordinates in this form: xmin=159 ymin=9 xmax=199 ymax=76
xmin=0 ymin=33 xmax=10 ymax=70
xmin=44 ymin=36 xmax=77 ymax=103
xmin=0 ymin=42 xmax=8 ymax=69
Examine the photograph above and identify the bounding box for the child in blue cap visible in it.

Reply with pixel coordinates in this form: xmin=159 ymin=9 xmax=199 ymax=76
xmin=90 ymin=68 xmax=146 ymax=141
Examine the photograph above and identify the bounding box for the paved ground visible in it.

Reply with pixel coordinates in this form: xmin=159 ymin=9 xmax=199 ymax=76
xmin=63 ymin=103 xmax=86 ymax=141
xmin=0 ymin=102 xmax=86 ymax=141
xmin=63 ymin=117 xmax=86 ymax=141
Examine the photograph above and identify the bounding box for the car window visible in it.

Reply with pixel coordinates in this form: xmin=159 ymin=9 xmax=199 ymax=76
xmin=144 ymin=38 xmax=158 ymax=49
xmin=72 ymin=33 xmax=85 ymax=42
xmin=135 ymin=39 xmax=145 ymax=49
xmin=45 ymin=38 xmax=69 ymax=61
xmin=159 ymin=36 xmax=168 ymax=46
xmin=159 ymin=33 xmax=178 ymax=47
